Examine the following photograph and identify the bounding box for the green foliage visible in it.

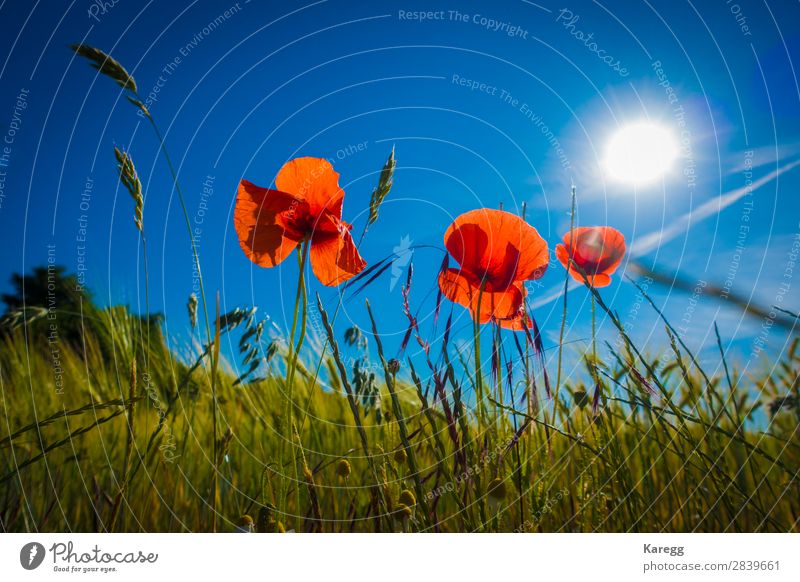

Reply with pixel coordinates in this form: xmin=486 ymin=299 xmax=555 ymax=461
xmin=1 ymin=277 xmax=798 ymax=532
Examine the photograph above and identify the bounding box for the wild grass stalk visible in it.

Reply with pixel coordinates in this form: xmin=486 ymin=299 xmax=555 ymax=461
xmin=71 ymin=43 xmax=220 ymax=528
xmin=365 ymin=300 xmax=431 ymax=528
xmin=554 ymin=185 xmax=577 ymax=422
xmin=107 ymin=358 xmax=138 ymax=531
xmin=316 ymin=294 xmax=391 ymax=529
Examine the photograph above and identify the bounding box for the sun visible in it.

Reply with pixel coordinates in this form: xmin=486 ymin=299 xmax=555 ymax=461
xmin=604 ymin=122 xmax=679 ymax=185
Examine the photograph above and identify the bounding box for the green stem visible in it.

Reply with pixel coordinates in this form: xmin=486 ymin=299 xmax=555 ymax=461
xmin=474 ymin=282 xmax=486 ymax=427
xmin=295 ymin=227 xmax=371 ymax=436
xmin=591 ymin=292 xmax=599 ymax=388
xmin=281 ymin=241 xmax=309 ymax=527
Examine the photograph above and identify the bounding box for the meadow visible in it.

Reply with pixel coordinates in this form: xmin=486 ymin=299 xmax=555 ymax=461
xmin=0 ymin=45 xmax=798 ymax=534
xmin=1 ymin=261 xmax=798 ymax=533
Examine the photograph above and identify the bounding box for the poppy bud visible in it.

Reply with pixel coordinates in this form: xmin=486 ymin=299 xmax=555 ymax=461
xmin=387 ymin=359 xmax=401 ymax=374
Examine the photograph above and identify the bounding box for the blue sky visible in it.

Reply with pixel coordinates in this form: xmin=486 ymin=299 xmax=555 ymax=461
xmin=0 ymin=0 xmax=798 ymax=380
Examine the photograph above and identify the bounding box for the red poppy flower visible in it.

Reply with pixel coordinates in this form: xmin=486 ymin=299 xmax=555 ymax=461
xmin=234 ymin=157 xmax=366 ymax=286
xmin=438 ymin=209 xmax=549 ymax=329
xmin=555 ymin=226 xmax=626 ymax=288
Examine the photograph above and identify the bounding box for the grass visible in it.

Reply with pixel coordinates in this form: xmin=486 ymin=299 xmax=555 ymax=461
xmin=0 ymin=286 xmax=798 ymax=533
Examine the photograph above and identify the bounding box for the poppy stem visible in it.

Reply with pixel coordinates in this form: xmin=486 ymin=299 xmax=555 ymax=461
xmin=590 ymin=290 xmax=601 ymax=411
xmin=283 ymin=240 xmax=309 ymax=527
xmin=495 ymin=323 xmax=503 ymax=408
xmin=474 ymin=281 xmax=487 ymax=428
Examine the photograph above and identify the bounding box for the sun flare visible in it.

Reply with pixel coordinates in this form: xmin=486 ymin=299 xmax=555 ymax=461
xmin=604 ymin=122 xmax=679 ymax=185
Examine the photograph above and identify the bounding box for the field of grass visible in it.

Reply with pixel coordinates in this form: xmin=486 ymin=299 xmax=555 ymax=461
xmin=1 ymin=280 xmax=798 ymax=533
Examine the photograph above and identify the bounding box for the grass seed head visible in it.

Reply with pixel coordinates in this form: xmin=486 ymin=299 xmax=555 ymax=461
xmin=393 ymin=503 xmax=412 ymax=522
xmin=367 ymin=147 xmax=396 ymax=227
xmin=336 ymin=459 xmax=352 ymax=479
xmin=398 ymin=489 xmax=416 ymax=507
xmin=393 ymin=448 xmax=408 ymax=465
xmin=71 ymin=44 xmax=138 ymax=93
xmin=113 ymin=147 xmax=144 ymax=232
xmin=187 ymin=293 xmax=198 ymax=329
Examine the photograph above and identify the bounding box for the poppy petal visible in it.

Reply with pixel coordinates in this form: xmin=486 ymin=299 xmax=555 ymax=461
xmin=275 ymin=157 xmax=344 ymax=219
xmin=438 ymin=268 xmax=524 ymax=323
xmin=557 ymin=227 xmax=626 ymax=286
xmin=234 ymin=179 xmax=305 ymax=267
xmin=309 ymin=215 xmax=366 ymax=286
xmin=586 ymin=273 xmax=612 ymax=288
xmin=444 ymin=209 xmax=548 ymax=290
xmin=444 ymin=221 xmax=488 ymax=277
xmin=437 ymin=267 xmax=479 ymax=314
xmin=497 ymin=310 xmax=532 ymax=331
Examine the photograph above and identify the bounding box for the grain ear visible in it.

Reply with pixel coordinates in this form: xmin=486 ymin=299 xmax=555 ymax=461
xmin=71 ymin=44 xmax=138 ymax=93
